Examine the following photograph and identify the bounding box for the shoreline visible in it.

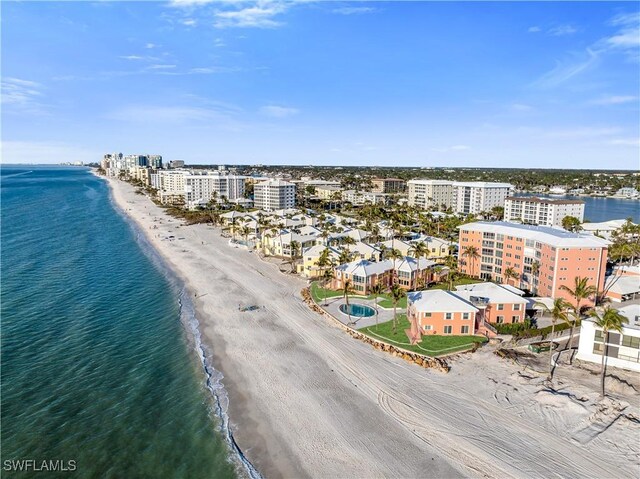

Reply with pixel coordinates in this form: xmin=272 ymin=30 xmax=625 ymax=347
xmin=97 ymin=172 xmax=639 ymax=479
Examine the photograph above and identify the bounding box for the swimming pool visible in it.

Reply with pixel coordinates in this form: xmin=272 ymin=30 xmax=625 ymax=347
xmin=339 ymin=303 xmax=376 ymax=317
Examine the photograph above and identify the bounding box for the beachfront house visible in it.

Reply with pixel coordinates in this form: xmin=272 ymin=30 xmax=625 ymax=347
xmin=454 ymin=282 xmax=528 ymax=325
xmin=407 ymin=290 xmax=479 ymax=340
xmin=301 ymin=245 xmax=340 ymax=279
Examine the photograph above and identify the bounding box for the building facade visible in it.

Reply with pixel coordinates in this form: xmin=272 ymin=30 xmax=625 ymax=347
xmin=184 ymin=174 xmax=246 ymax=208
xmin=504 ymin=196 xmax=585 ymax=227
xmin=453 ymin=182 xmax=513 ymax=215
xmin=458 ymin=221 xmax=609 ymax=303
xmin=407 ymin=180 xmax=456 ymax=210
xmin=371 ymin=178 xmax=406 ymax=193
xmin=253 ymin=179 xmax=296 ymax=211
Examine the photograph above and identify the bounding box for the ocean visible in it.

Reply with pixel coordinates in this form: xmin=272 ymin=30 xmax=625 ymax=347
xmin=1 ymin=166 xmax=238 ymax=478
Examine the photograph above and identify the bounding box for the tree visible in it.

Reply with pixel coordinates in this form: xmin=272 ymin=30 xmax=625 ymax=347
xmin=562 ymin=216 xmax=582 ymax=233
xmin=491 ymin=205 xmax=505 ymax=220
xmin=389 ymin=283 xmax=407 ymax=334
xmin=462 ymin=246 xmax=480 ymax=277
xmin=559 ymin=276 xmax=597 ymax=364
xmin=290 ymin=240 xmax=301 ymax=273
xmin=316 ymin=248 xmax=334 ymax=304
xmin=504 ymin=267 xmax=519 ymax=287
xmin=342 ymin=279 xmax=355 ymax=324
xmin=321 ymin=268 xmax=335 ymax=306
xmin=409 ymin=241 xmax=429 ymax=260
xmin=589 ymin=306 xmax=628 ymax=398
xmin=388 ymin=248 xmax=403 ymax=284
xmin=370 ymin=282 xmax=386 ymax=331
xmin=535 ymin=298 xmax=571 ymax=382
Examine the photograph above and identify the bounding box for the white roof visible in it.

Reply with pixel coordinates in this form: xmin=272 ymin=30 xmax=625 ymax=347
xmin=303 ymin=244 xmax=340 ymax=258
xmin=396 ymin=257 xmax=436 ymax=273
xmin=336 ymin=259 xmax=393 ymax=277
xmin=454 ymin=282 xmax=528 ymax=304
xmin=350 ymin=242 xmax=380 ymax=255
xmin=408 ymin=290 xmax=479 ymax=313
xmin=452 ymin=181 xmax=513 ymax=188
xmin=614 ymin=265 xmax=640 ymax=276
xmin=381 ymin=239 xmax=412 ymax=252
xmin=605 ymin=275 xmax=640 ymax=296
xmin=257 ymin=179 xmax=295 ymax=187
xmin=581 ymin=219 xmax=631 ymax=231
xmin=459 ymin=221 xmax=610 ymax=248
xmin=618 ymin=304 xmax=640 ymax=322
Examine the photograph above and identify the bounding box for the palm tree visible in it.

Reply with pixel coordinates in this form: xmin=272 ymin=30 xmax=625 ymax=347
xmin=388 ymin=248 xmax=403 ymax=285
xmin=530 ymin=261 xmax=541 ymax=294
xmin=342 ymin=279 xmax=355 ymax=324
xmin=462 ymin=246 xmax=480 ymax=277
xmin=560 ymin=276 xmax=597 ymax=364
xmin=316 ymin=247 xmax=334 ymax=302
xmin=321 ymin=268 xmax=335 ymax=306
xmin=589 ymin=306 xmax=628 ymax=398
xmin=504 ymin=267 xmax=519 ymax=287
xmin=535 ymin=298 xmax=571 ymax=382
xmin=290 ymin=240 xmax=301 ymax=273
xmin=370 ymin=282 xmax=385 ymax=330
xmin=409 ymin=241 xmax=429 ymax=260
xmin=389 ymin=283 xmax=407 ymax=334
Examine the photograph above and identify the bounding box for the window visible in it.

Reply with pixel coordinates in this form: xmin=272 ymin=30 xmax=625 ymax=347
xmin=512 ymin=315 xmax=520 ymax=323
xmin=513 ymin=304 xmax=521 ymax=311
xmin=461 ymin=325 xmax=469 ymax=334
xmin=496 ymin=315 xmax=504 ymax=324
xmin=444 ymin=325 xmax=452 ymax=334
xmin=593 ymin=343 xmax=603 ymax=355
xmin=462 ymin=312 xmax=470 ymax=320
xmin=497 ymin=304 xmax=504 ymax=311
xmin=622 ymin=335 xmax=640 ymax=349
xmin=423 ymin=325 xmax=432 ymax=331
xmin=424 ymin=312 xmax=432 ymax=318
xmin=445 ymin=313 xmax=453 ymax=320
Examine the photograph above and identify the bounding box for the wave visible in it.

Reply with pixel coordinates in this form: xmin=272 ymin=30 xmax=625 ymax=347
xmin=105 ymin=181 xmax=261 ymax=479
xmin=1 ymin=170 xmax=33 ymax=179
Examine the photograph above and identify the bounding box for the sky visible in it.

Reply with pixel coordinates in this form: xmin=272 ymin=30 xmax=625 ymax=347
xmin=1 ymin=1 xmax=639 ymax=168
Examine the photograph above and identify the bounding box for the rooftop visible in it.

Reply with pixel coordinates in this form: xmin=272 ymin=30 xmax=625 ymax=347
xmin=506 ymin=196 xmax=584 ymax=205
xmin=408 ymin=290 xmax=479 ymax=313
xmin=459 ymin=221 xmax=610 ymax=248
xmin=454 ymin=282 xmax=528 ymax=304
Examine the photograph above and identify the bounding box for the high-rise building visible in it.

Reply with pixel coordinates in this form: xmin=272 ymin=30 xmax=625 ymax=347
xmin=184 ymin=174 xmax=246 ymax=207
xmin=254 ymin=179 xmax=296 ymax=211
xmin=407 ymin=180 xmax=456 ymax=209
xmin=458 ymin=221 xmax=609 ymax=303
xmin=371 ymin=178 xmax=406 ymax=193
xmin=504 ymin=196 xmax=585 ymax=227
xmin=453 ymin=182 xmax=513 ymax=215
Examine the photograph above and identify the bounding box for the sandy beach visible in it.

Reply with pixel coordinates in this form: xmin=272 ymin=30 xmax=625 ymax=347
xmin=104 ymin=175 xmax=639 ymax=479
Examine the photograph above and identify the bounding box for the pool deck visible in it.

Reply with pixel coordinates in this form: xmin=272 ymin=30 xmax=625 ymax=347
xmin=319 ymin=295 xmax=397 ymax=329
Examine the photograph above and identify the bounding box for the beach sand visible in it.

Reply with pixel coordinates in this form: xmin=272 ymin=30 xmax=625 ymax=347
xmin=105 ymin=175 xmax=640 ymax=478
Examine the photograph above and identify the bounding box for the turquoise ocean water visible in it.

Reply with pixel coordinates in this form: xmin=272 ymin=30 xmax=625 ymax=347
xmin=1 ymin=166 xmax=241 ymax=478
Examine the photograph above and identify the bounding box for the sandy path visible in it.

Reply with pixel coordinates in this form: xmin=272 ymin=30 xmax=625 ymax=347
xmin=105 ymin=176 xmax=639 ymax=479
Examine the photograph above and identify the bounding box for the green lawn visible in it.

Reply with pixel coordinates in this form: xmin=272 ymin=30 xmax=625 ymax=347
xmin=359 ymin=316 xmax=487 ymax=357
xmin=311 ymin=282 xmax=407 ymax=309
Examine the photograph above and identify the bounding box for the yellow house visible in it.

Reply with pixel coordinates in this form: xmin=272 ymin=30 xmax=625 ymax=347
xmin=301 ymin=244 xmax=340 ymax=278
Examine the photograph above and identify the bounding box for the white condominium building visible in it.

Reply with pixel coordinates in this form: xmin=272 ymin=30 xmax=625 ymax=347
xmin=408 ymin=180 xmax=513 ymax=214
xmin=184 ymin=174 xmax=246 ymax=207
xmin=254 ymin=179 xmax=296 ymax=211
xmin=504 ymin=196 xmax=585 ymax=227
xmin=453 ymin=182 xmax=513 ymax=215
xmin=407 ymin=180 xmax=457 ymax=209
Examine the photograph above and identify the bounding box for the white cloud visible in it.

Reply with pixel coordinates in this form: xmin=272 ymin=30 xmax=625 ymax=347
xmin=148 ymin=64 xmax=177 ymax=69
xmin=145 ymin=43 xmax=158 ymax=49
xmin=332 ymin=7 xmax=378 ymax=15
xmin=510 ymin=103 xmax=534 ymax=111
xmin=106 ymin=104 xmax=243 ymax=131
xmin=528 ymin=26 xmax=541 ymax=33
xmin=600 ymin=11 xmax=640 ymax=59
xmin=120 ymin=55 xmax=145 ymax=60
xmin=548 ymin=24 xmax=578 ymax=36
xmin=259 ymin=105 xmax=299 ymax=118
xmin=214 ymin=4 xmax=287 ymax=29
xmin=1 ymin=78 xmax=42 ymax=105
xmin=214 ymin=37 xmax=226 ymax=47
xmin=545 ymin=127 xmax=622 ymax=139
xmin=591 ymin=95 xmax=639 ymax=105
xmin=182 ymin=18 xmax=197 ymax=26
xmin=609 ymin=138 xmax=640 ymax=146
xmin=531 ymin=48 xmax=599 ymax=88
xmin=1 ymin=141 xmax=100 ymax=164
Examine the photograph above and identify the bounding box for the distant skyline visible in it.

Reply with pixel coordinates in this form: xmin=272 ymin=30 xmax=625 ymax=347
xmin=2 ymin=1 xmax=639 ymax=168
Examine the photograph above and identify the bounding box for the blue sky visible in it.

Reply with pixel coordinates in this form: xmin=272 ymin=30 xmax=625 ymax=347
xmin=2 ymin=1 xmax=639 ymax=168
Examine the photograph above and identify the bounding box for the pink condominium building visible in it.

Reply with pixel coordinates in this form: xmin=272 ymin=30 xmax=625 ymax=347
xmin=458 ymin=222 xmax=609 ymax=305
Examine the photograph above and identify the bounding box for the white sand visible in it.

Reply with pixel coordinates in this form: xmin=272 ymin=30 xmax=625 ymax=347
xmin=105 ymin=175 xmax=639 ymax=478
